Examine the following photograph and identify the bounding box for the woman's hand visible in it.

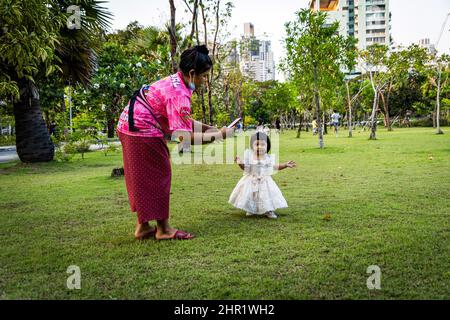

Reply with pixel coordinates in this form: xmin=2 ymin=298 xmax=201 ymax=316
xmin=220 ymin=126 xmax=235 ymax=139
xmin=235 ymin=156 xmax=242 ymax=164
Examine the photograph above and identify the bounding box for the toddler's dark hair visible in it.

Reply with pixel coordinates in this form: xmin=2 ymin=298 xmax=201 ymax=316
xmin=250 ymin=132 xmax=271 ymax=153
xmin=179 ymin=45 xmax=213 ymax=75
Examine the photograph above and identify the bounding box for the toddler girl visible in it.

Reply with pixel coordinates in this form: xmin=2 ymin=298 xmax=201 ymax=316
xmin=229 ymin=132 xmax=296 ymax=219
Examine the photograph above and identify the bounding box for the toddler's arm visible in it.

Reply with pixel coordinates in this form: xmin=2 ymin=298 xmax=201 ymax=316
xmin=235 ymin=156 xmax=245 ymax=170
xmin=274 ymin=160 xmax=297 ymax=171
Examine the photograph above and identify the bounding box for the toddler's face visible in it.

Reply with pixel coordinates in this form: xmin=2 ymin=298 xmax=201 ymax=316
xmin=252 ymin=140 xmax=267 ymax=155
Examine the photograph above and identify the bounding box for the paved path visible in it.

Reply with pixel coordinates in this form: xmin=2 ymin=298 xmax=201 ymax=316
xmin=0 ymin=146 xmax=19 ymax=163
xmin=0 ymin=141 xmax=121 ymax=163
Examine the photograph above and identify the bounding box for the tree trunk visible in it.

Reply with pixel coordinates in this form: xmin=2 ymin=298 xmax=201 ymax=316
xmin=168 ymin=0 xmax=178 ymax=73
xmin=43 ymin=109 xmax=50 ymax=132
xmin=314 ymin=64 xmax=324 ymax=148
xmin=200 ymin=89 xmax=207 ymax=124
xmin=13 ymin=79 xmax=54 ymax=162
xmin=368 ymin=71 xmax=378 ymax=140
xmin=345 ymin=81 xmax=353 ymax=138
xmin=296 ymin=113 xmax=303 ymax=138
xmin=369 ymin=90 xmax=379 ymax=140
xmin=385 ymin=84 xmax=392 ymax=131
xmin=379 ymin=91 xmax=391 ymax=131
xmin=199 ymin=0 xmax=214 ymax=125
xmin=436 ymin=65 xmax=444 ymax=134
xmin=60 ymin=94 xmax=69 ymax=138
xmin=207 ymin=0 xmax=221 ymax=126
xmin=432 ymin=109 xmax=436 ymax=128
xmin=207 ymin=78 xmax=213 ymax=125
xmin=189 ymin=0 xmax=199 ymax=47
xmin=107 ymin=117 xmax=115 ymax=138
xmin=224 ymin=82 xmax=230 ymax=113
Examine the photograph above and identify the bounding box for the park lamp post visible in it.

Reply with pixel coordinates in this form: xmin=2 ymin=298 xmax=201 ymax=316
xmin=68 ymin=85 xmax=73 ymax=133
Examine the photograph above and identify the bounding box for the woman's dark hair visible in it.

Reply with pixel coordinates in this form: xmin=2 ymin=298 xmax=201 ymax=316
xmin=250 ymin=132 xmax=271 ymax=153
xmin=179 ymin=45 xmax=213 ymax=75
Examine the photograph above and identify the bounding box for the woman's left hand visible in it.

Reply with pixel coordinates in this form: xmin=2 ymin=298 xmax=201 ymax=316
xmin=220 ymin=126 xmax=235 ymax=139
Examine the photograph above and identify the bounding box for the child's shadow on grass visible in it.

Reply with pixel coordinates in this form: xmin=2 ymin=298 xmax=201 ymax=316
xmin=188 ymin=208 xmax=292 ymax=239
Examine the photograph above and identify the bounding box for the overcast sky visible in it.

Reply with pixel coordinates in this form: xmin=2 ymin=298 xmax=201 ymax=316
xmin=106 ymin=0 xmax=450 ymax=79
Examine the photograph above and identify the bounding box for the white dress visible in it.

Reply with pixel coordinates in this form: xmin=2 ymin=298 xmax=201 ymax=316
xmin=228 ymin=149 xmax=288 ymax=214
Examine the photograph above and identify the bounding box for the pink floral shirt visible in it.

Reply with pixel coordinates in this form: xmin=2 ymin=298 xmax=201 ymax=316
xmin=117 ymin=71 xmax=193 ymax=138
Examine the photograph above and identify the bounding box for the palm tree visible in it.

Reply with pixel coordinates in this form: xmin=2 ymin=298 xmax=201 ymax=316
xmin=129 ymin=24 xmax=190 ymax=78
xmin=1 ymin=0 xmax=111 ymax=163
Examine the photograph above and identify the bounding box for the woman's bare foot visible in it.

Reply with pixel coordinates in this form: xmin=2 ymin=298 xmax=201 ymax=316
xmin=155 ymin=226 xmax=194 ymax=240
xmin=134 ymin=223 xmax=156 ymax=240
xmin=155 ymin=219 xmax=194 ymax=240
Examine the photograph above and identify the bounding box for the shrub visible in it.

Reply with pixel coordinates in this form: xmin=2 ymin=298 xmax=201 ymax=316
xmin=0 ymin=135 xmax=15 ymax=146
xmin=102 ymin=142 xmax=119 ymax=156
xmin=410 ymin=118 xmax=448 ymax=127
xmin=75 ymin=140 xmax=91 ymax=159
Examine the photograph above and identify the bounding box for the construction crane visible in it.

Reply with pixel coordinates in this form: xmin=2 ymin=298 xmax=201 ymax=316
xmin=434 ymin=12 xmax=449 ymax=135
xmin=435 ymin=12 xmax=450 ymax=50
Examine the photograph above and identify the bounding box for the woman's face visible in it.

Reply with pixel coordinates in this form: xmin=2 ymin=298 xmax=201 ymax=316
xmin=252 ymin=140 xmax=268 ymax=155
xmin=190 ymin=70 xmax=210 ymax=88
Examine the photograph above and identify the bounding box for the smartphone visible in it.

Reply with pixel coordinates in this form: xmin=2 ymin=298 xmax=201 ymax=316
xmin=227 ymin=118 xmax=242 ymax=129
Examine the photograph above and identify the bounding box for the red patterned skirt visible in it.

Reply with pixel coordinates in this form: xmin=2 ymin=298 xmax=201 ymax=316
xmin=118 ymin=131 xmax=171 ymax=224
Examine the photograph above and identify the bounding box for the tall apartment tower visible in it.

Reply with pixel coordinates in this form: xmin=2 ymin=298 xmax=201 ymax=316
xmin=418 ymin=38 xmax=437 ymax=56
xmin=244 ymin=23 xmax=255 ymax=37
xmin=239 ymin=23 xmax=276 ymax=82
xmin=310 ymin=0 xmax=392 ymax=50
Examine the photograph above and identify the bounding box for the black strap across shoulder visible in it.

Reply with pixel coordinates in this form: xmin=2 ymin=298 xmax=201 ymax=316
xmin=128 ymin=86 xmax=164 ymax=135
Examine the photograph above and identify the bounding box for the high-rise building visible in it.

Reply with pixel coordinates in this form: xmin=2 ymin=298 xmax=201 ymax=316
xmin=418 ymin=38 xmax=437 ymax=56
xmin=239 ymin=23 xmax=276 ymax=82
xmin=244 ymin=23 xmax=255 ymax=37
xmin=310 ymin=0 xmax=392 ymax=50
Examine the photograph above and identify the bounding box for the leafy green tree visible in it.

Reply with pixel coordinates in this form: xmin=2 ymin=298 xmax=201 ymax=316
xmin=359 ymin=44 xmax=389 ymax=140
xmin=430 ymin=54 xmax=450 ymax=134
xmin=383 ymin=45 xmax=429 ymax=131
xmin=282 ymin=9 xmax=356 ymax=148
xmin=1 ymin=0 xmax=61 ymax=162
xmin=0 ymin=0 xmax=111 ymax=162
xmin=73 ymin=42 xmax=160 ymax=137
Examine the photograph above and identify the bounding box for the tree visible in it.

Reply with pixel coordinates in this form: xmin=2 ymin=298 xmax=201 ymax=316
xmin=431 ymin=54 xmax=450 ymax=134
xmin=260 ymin=81 xmax=299 ymax=134
xmin=0 ymin=1 xmax=61 ymax=162
xmin=359 ymin=44 xmax=389 ymax=140
xmin=168 ymin=0 xmax=178 ymax=73
xmin=0 ymin=0 xmax=111 ymax=162
xmin=72 ymin=42 xmax=161 ymax=138
xmin=282 ymin=9 xmax=356 ymax=148
xmin=383 ymin=45 xmax=429 ymax=131
xmin=181 ymin=0 xmax=235 ymax=126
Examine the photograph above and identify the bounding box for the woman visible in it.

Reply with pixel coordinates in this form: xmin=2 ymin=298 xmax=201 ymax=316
xmin=117 ymin=45 xmax=234 ymax=241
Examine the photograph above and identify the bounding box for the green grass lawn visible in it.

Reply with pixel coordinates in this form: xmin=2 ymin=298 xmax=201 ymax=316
xmin=0 ymin=127 xmax=449 ymax=299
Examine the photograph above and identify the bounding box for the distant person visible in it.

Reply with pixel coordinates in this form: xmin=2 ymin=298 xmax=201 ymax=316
xmin=331 ymin=110 xmax=341 ymax=136
xmin=236 ymin=121 xmax=242 ymax=134
xmin=312 ymin=118 xmax=318 ymax=135
xmin=275 ymin=118 xmax=281 ymax=134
